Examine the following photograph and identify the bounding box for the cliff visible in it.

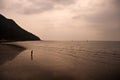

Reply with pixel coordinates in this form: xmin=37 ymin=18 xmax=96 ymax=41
xmin=0 ymin=14 xmax=40 ymax=41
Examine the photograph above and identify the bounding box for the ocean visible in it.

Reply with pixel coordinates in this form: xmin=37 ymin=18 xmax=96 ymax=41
xmin=0 ymin=41 xmax=120 ymax=80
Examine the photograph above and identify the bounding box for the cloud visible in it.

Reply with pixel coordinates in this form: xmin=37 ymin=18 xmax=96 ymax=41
xmin=2 ymin=0 xmax=76 ymax=14
xmin=52 ymin=0 xmax=75 ymax=5
xmin=72 ymin=0 xmax=120 ymax=24
xmin=113 ymin=0 xmax=120 ymax=6
xmin=29 ymin=0 xmax=75 ymax=5
xmin=71 ymin=0 xmax=120 ymax=40
xmin=0 ymin=0 xmax=4 ymax=9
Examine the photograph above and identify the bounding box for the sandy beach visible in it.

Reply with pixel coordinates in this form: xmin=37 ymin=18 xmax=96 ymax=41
xmin=0 ymin=41 xmax=120 ymax=80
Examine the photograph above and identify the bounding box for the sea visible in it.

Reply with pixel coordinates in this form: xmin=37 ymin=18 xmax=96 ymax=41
xmin=0 ymin=41 xmax=120 ymax=80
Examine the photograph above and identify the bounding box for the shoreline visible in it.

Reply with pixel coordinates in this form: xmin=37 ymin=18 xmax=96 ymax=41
xmin=0 ymin=43 xmax=26 ymax=50
xmin=0 ymin=41 xmax=32 ymax=49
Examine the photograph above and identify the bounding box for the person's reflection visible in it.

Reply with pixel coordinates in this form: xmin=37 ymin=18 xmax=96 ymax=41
xmin=31 ymin=50 xmax=33 ymax=61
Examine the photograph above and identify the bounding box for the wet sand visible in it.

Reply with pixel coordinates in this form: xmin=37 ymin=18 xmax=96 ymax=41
xmin=0 ymin=43 xmax=25 ymax=65
xmin=0 ymin=41 xmax=120 ymax=80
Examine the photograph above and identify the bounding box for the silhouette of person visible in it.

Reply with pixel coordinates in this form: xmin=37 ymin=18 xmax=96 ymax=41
xmin=31 ymin=50 xmax=33 ymax=61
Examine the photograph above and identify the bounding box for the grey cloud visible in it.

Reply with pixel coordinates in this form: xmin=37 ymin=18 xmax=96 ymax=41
xmin=23 ymin=1 xmax=54 ymax=14
xmin=73 ymin=0 xmax=120 ymax=24
xmin=29 ymin=0 xmax=75 ymax=6
xmin=52 ymin=0 xmax=75 ymax=5
xmin=0 ymin=0 xmax=4 ymax=9
xmin=87 ymin=10 xmax=120 ymax=24
xmin=21 ymin=0 xmax=76 ymax=14
xmin=72 ymin=0 xmax=120 ymax=38
xmin=113 ymin=0 xmax=120 ymax=6
xmin=1 ymin=0 xmax=76 ymax=14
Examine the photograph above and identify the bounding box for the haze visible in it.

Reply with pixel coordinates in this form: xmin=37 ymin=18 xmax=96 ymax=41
xmin=0 ymin=0 xmax=120 ymax=41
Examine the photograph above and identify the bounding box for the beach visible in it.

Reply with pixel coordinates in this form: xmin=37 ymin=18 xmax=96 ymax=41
xmin=0 ymin=41 xmax=120 ymax=80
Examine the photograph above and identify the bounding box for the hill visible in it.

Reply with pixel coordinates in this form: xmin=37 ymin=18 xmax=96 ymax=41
xmin=0 ymin=14 xmax=40 ymax=41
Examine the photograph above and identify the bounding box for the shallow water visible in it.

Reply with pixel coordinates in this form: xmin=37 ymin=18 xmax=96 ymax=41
xmin=0 ymin=41 xmax=120 ymax=80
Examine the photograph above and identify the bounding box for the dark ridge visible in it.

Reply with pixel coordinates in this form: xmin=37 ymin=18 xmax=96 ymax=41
xmin=0 ymin=14 xmax=41 ymax=41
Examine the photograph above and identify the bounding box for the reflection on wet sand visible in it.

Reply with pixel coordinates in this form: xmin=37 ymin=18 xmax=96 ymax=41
xmin=0 ymin=44 xmax=25 ymax=65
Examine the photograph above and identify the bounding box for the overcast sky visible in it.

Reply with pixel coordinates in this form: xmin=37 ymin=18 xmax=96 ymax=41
xmin=0 ymin=0 xmax=120 ymax=41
